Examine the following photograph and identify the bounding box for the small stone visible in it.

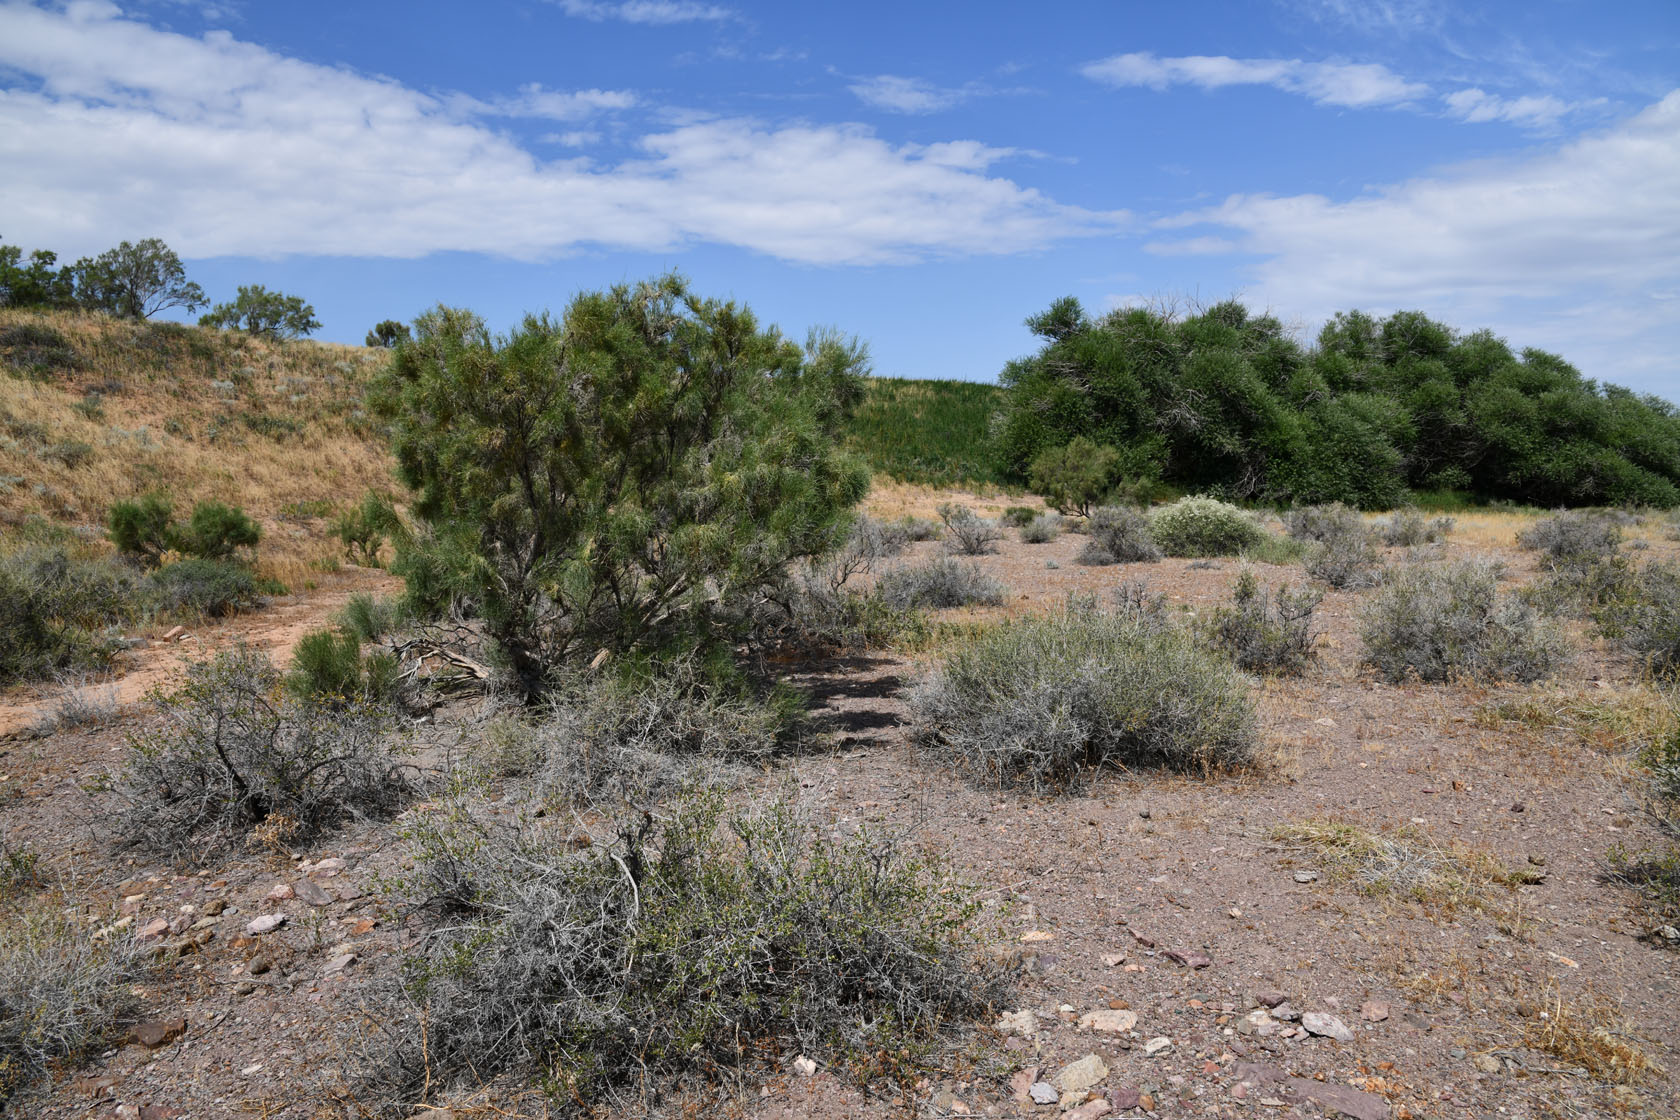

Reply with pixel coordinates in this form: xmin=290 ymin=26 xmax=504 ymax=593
xmin=246 ymin=913 xmax=286 ymax=935
xmin=323 ymin=952 xmax=357 ymax=975
xmin=1658 ymin=925 xmax=1680 ymax=942
xmin=1510 ymin=802 xmax=1525 ymax=813
xmin=1100 ymin=953 xmax=1126 ymax=967
xmin=1079 ymin=1009 xmax=1138 ymax=1034
xmin=1473 ymin=1053 xmax=1501 ymax=1074
xmin=134 ymin=917 xmax=170 ymax=942
xmin=1021 ymin=930 xmax=1056 ymax=943
xmin=240 ymin=1063 xmax=263 ymax=1076
xmin=312 ymin=857 xmax=348 ymax=876
xmin=139 ymin=1106 xmax=184 ymax=1120
xmin=202 ymin=898 xmax=226 ymax=916
xmin=996 ymin=1009 xmax=1038 ymax=1037
xmin=790 ymin=1054 xmax=817 ymax=1077
xmin=247 ymin=956 xmax=271 ymax=975
xmin=189 ymin=916 xmax=220 ymax=931
xmin=1255 ymin=990 xmax=1288 ymax=1008
xmin=233 ymin=981 xmax=257 ymax=996
xmin=1402 ymin=1011 xmax=1432 ymax=1031
xmin=1143 ymin=1036 xmax=1171 ymax=1055
xmin=1051 ymin=1054 xmax=1110 ymax=1095
xmin=1271 ymin=1002 xmax=1301 ymax=1022
xmin=1066 ymin=1100 xmax=1112 ymax=1120
xmin=1030 ymin=1082 xmax=1060 ymax=1105
xmin=129 ymin=1017 xmax=187 ymax=1049
xmin=263 ymin=883 xmax=294 ymax=902
xmin=1110 ymin=1086 xmax=1141 ymax=1110
xmin=1163 ymin=948 xmax=1212 ymax=969
xmin=1293 ymin=870 xmax=1319 ymax=883
xmin=1360 ymin=1000 xmax=1390 ymax=1022
xmin=1009 ymin=1066 xmax=1039 ymax=1101
xmin=1302 ymin=1012 xmax=1354 ymax=1042
xmin=163 ymin=625 xmax=186 ymax=641
xmin=293 ymin=878 xmax=333 ymax=907
xmin=1137 ymin=1094 xmax=1155 ymax=1112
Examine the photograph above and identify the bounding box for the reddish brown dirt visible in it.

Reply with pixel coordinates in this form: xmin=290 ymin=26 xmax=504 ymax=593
xmin=5 ymin=515 xmax=1678 ymax=1120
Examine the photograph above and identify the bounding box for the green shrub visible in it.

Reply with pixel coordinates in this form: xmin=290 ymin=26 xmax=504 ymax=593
xmin=1000 ymin=506 xmax=1038 ymax=528
xmin=0 ymin=905 xmax=147 ymax=1105
xmin=143 ymin=557 xmax=257 ymax=618
xmin=874 ymin=559 xmax=1006 ymax=611
xmin=1377 ymin=507 xmax=1454 ymax=547
xmin=174 ymin=500 xmax=259 ymax=561
xmin=938 ymin=503 xmax=1001 ymax=555
xmin=1517 ymin=512 xmax=1621 ymax=568
xmin=372 ymin=276 xmax=869 ymax=697
xmin=338 ymin=593 xmax=408 ymax=644
xmin=0 ymin=545 xmax=135 ymax=684
xmin=1359 ymin=561 xmax=1570 ymax=683
xmin=0 ymin=322 xmax=81 ymax=378
xmin=367 ymin=792 xmax=1007 ymax=1111
xmin=107 ymin=494 xmax=174 ymax=566
xmin=1029 ymin=437 xmax=1122 ymax=517
xmin=120 ymin=648 xmax=410 ymax=859
xmin=332 ymin=491 xmax=402 ymax=566
xmin=1208 ymin=570 xmax=1321 ymax=675
xmin=1610 ymin=561 xmax=1680 ymax=674
xmin=286 ymin=628 xmax=403 ymax=707
xmin=1149 ymin=497 xmax=1264 ymax=557
xmin=907 ymin=601 xmax=1257 ymax=788
xmin=1077 ymin=505 xmax=1160 ymax=564
xmin=1019 ymin=512 xmax=1062 ymax=544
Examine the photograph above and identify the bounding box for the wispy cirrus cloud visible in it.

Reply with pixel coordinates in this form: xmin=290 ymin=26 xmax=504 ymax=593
xmin=550 ymin=0 xmax=734 ymax=25
xmin=1081 ymin=51 xmax=1428 ymax=107
xmin=0 ymin=2 xmax=1124 ymax=265
xmin=848 ymin=74 xmax=977 ymax=114
xmin=1440 ymin=87 xmax=1600 ymax=130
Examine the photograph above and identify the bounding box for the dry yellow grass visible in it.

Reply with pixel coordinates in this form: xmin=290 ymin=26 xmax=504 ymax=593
xmin=0 ymin=309 xmax=397 ymax=570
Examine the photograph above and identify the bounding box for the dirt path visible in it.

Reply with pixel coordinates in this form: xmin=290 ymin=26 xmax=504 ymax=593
xmin=0 ymin=567 xmax=403 ymax=738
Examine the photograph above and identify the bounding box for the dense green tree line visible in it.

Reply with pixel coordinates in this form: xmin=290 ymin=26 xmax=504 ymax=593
xmin=996 ymin=298 xmax=1680 ymax=508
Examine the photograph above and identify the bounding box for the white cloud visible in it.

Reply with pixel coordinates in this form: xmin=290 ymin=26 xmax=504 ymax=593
xmin=1440 ymin=87 xmax=1591 ymax=130
xmin=463 ymin=83 xmax=636 ymax=122
xmin=1152 ymin=91 xmax=1680 ymax=389
xmin=552 ymin=0 xmax=733 ymax=25
xmin=1081 ymin=51 xmax=1428 ymax=108
xmin=0 ymin=3 xmax=1123 ymax=265
xmin=542 ymin=130 xmax=603 ymax=147
xmin=848 ymin=75 xmax=972 ymax=115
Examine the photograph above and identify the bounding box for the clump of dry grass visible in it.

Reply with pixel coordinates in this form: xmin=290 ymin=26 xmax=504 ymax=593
xmin=1475 ymin=685 xmax=1677 ymax=755
xmin=1520 ymin=979 xmax=1664 ymax=1084
xmin=1272 ymin=819 xmax=1542 ymax=910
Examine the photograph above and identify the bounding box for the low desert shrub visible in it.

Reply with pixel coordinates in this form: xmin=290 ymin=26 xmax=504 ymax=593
xmin=0 ymin=839 xmax=39 ymax=903
xmin=1518 ymin=512 xmax=1621 ymax=567
xmin=1283 ymin=503 xmax=1363 ymax=542
xmin=1305 ymin=527 xmax=1381 ymax=590
xmin=143 ymin=557 xmax=258 ymax=618
xmin=106 ymin=494 xmax=176 ymax=566
xmin=1149 ymin=497 xmax=1263 ymax=558
xmin=286 ymin=627 xmax=403 ymax=707
xmin=1019 ymin=512 xmax=1062 ymax=544
xmin=119 ymin=648 xmax=411 ymax=859
xmin=1378 ymin=507 xmax=1454 ymax=547
xmin=1209 ymin=570 xmax=1321 ymax=676
xmin=1077 ymin=506 xmax=1160 ymax=564
xmin=0 ymin=544 xmax=135 ymax=684
xmin=173 ymin=501 xmax=260 ymax=562
xmin=333 ymin=491 xmax=403 ymax=566
xmin=1526 ymin=554 xmax=1639 ymax=621
xmin=108 ymin=497 xmax=260 ymax=565
xmin=1000 ymin=506 xmax=1038 ymax=528
xmin=1609 ymin=560 xmax=1680 ymax=674
xmin=874 ymin=558 xmax=1007 ymax=611
xmin=1029 ymin=437 xmax=1121 ymax=517
xmin=907 ymin=601 xmax=1257 ymax=788
xmin=364 ymin=793 xmax=1007 ymax=1111
xmin=0 ymin=906 xmax=147 ymax=1105
xmin=1359 ymin=560 xmax=1569 ymax=683
xmin=337 ymin=593 xmax=408 ymax=644
xmin=775 ymin=516 xmax=921 ymax=649
xmin=938 ymin=503 xmax=1002 ymax=556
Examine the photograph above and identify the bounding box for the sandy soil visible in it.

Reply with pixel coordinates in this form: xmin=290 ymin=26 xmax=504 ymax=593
xmin=4 ymin=509 xmax=1678 ymax=1120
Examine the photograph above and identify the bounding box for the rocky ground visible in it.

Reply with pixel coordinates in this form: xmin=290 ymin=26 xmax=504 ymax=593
xmin=3 ymin=498 xmax=1677 ymax=1120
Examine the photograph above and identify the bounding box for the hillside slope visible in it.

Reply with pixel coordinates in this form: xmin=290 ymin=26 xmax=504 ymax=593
xmin=0 ymin=310 xmax=395 ymax=578
xmin=843 ymin=375 xmax=1005 ymax=488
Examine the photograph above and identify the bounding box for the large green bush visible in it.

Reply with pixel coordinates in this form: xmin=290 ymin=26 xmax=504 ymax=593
xmin=1149 ymin=496 xmax=1264 ymax=557
xmin=907 ymin=601 xmax=1257 ymax=787
xmin=996 ymin=299 xmax=1680 ymax=508
xmin=372 ymin=275 xmax=870 ymax=697
xmin=0 ymin=543 xmax=135 ymax=684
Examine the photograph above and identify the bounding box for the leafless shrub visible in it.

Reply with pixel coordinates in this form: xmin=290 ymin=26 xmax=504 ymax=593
xmin=874 ymin=558 xmax=1006 ymax=611
xmin=938 ymin=503 xmax=1002 ymax=556
xmin=359 ymin=792 xmax=1007 ymax=1113
xmin=31 ymin=674 xmax=119 ymax=734
xmin=1019 ymin=512 xmax=1062 ymax=544
xmin=118 ymin=648 xmax=413 ymax=860
xmin=1360 ymin=560 xmax=1570 ymax=683
xmin=1077 ymin=506 xmax=1161 ymax=564
xmin=1209 ymin=569 xmax=1321 ymax=676
xmin=0 ymin=904 xmax=148 ymax=1105
xmin=908 ymin=600 xmax=1257 ymax=789
xmin=1283 ymin=502 xmax=1363 ymax=542
xmin=1305 ymin=527 xmax=1381 ymax=590
xmin=1378 ymin=507 xmax=1455 ymax=547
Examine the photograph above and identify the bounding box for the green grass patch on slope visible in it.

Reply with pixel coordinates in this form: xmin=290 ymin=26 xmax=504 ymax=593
xmin=844 ymin=377 xmax=1006 ymax=488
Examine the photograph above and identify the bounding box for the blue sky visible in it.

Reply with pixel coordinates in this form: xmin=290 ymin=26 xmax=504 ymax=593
xmin=1 ymin=0 xmax=1677 ymax=397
